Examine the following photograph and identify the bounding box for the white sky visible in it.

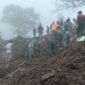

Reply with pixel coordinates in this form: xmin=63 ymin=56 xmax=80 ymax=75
xmin=0 ymin=0 xmax=85 ymax=40
xmin=0 ymin=0 xmax=56 ymax=40
xmin=0 ymin=0 xmax=55 ymax=25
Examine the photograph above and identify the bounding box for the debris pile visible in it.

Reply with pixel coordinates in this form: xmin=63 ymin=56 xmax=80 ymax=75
xmin=0 ymin=40 xmax=85 ymax=85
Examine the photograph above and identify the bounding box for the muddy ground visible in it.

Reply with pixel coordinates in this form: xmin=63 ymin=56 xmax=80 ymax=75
xmin=0 ymin=41 xmax=85 ymax=85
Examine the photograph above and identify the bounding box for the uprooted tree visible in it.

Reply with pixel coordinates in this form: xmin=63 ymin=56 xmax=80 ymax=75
xmin=2 ymin=5 xmax=40 ymax=36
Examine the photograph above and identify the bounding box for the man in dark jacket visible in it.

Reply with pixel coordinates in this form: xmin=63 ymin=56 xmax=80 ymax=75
xmin=33 ymin=28 xmax=36 ymax=38
xmin=38 ymin=23 xmax=44 ymax=38
xmin=64 ymin=18 xmax=72 ymax=46
xmin=46 ymin=26 xmax=49 ymax=35
xmin=77 ymin=11 xmax=85 ymax=37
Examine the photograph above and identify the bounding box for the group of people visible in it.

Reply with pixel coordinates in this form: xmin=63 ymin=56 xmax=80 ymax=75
xmin=34 ymin=10 xmax=85 ymax=38
xmin=4 ymin=10 xmax=85 ymax=62
xmin=31 ymin=10 xmax=85 ymax=56
xmin=33 ymin=24 xmax=44 ymax=38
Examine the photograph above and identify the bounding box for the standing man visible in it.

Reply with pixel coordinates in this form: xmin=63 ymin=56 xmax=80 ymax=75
xmin=33 ymin=27 xmax=36 ymax=38
xmin=51 ymin=21 xmax=59 ymax=32
xmin=72 ymin=18 xmax=77 ymax=39
xmin=64 ymin=18 xmax=72 ymax=46
xmin=77 ymin=11 xmax=85 ymax=37
xmin=5 ymin=41 xmax=13 ymax=62
xmin=28 ymin=42 xmax=34 ymax=62
xmin=38 ymin=23 xmax=44 ymax=38
xmin=46 ymin=26 xmax=49 ymax=35
xmin=50 ymin=21 xmax=60 ymax=55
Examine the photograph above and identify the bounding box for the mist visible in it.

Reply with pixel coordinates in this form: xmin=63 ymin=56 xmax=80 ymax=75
xmin=0 ymin=1 xmax=85 ymax=83
xmin=0 ymin=0 xmax=55 ymax=40
xmin=0 ymin=0 xmax=85 ymax=40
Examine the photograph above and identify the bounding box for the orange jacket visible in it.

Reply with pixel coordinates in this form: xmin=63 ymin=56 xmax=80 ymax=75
xmin=51 ymin=22 xmax=59 ymax=32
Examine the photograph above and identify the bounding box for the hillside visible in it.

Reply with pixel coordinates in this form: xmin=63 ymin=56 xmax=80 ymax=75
xmin=0 ymin=39 xmax=85 ymax=85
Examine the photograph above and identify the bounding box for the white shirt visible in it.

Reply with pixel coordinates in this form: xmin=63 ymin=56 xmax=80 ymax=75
xmin=5 ymin=43 xmax=13 ymax=53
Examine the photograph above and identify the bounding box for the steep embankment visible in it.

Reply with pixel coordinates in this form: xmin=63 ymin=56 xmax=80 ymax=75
xmin=0 ymin=39 xmax=85 ymax=85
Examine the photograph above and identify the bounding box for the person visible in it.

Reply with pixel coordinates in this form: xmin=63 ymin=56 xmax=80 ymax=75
xmin=0 ymin=32 xmax=4 ymax=54
xmin=5 ymin=41 xmax=13 ymax=62
xmin=51 ymin=21 xmax=59 ymax=32
xmin=33 ymin=27 xmax=36 ymax=38
xmin=73 ymin=18 xmax=77 ymax=29
xmin=49 ymin=21 xmax=60 ymax=55
xmin=64 ymin=18 xmax=72 ymax=33
xmin=64 ymin=18 xmax=72 ymax=46
xmin=28 ymin=40 xmax=34 ymax=62
xmin=38 ymin=23 xmax=44 ymax=38
xmin=77 ymin=11 xmax=85 ymax=37
xmin=72 ymin=18 xmax=77 ymax=39
xmin=46 ymin=26 xmax=49 ymax=35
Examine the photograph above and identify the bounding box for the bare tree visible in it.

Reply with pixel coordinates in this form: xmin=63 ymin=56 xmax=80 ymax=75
xmin=2 ymin=5 xmax=40 ymax=37
xmin=54 ymin=0 xmax=85 ymax=13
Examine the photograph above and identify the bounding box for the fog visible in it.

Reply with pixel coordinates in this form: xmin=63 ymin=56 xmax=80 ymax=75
xmin=0 ymin=0 xmax=85 ymax=40
xmin=0 ymin=0 xmax=55 ymax=39
xmin=0 ymin=0 xmax=55 ymax=25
